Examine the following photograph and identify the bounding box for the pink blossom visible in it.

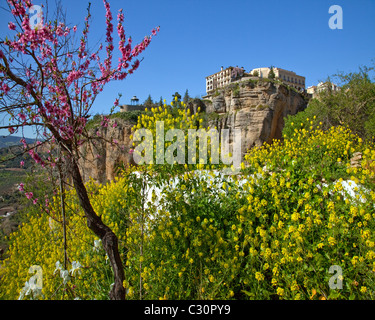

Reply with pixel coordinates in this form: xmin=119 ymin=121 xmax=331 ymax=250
xmin=18 ymin=183 xmax=25 ymax=192
xmin=20 ymin=160 xmax=25 ymax=167
xmin=20 ymin=138 xmax=27 ymax=149
xmin=25 ymin=192 xmax=33 ymax=200
xmin=2 ymin=83 xmax=10 ymax=94
xmin=101 ymin=116 xmax=109 ymax=128
xmin=33 ymin=198 xmax=38 ymax=205
xmin=8 ymin=22 xmax=16 ymax=30
xmin=4 ymin=0 xmax=159 ymax=175
xmin=18 ymin=113 xmax=26 ymax=122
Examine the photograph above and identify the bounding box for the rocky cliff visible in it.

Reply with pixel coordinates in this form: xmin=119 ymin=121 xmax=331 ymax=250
xmin=204 ymin=79 xmax=308 ymax=157
xmin=79 ymin=119 xmax=135 ymax=183
xmin=80 ymin=79 xmax=308 ymax=183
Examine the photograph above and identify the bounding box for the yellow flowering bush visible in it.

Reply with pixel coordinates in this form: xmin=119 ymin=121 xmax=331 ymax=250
xmin=238 ymin=123 xmax=375 ymax=299
xmin=1 ymin=106 xmax=375 ymax=300
xmin=0 ymin=179 xmax=124 ymax=300
xmin=129 ymin=102 xmax=224 ymax=174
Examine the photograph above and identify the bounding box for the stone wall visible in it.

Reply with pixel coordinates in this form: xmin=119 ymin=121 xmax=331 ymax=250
xmin=119 ymin=104 xmax=147 ymax=112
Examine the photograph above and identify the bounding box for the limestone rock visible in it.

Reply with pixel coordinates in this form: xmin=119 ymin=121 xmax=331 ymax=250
xmin=350 ymin=152 xmax=362 ymax=168
xmin=79 ymin=118 xmax=135 ymax=183
xmin=206 ymin=80 xmax=307 ymax=158
xmin=79 ymin=80 xmax=308 ymax=183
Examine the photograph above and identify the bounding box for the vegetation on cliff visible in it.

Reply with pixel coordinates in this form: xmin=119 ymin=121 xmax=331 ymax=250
xmin=284 ymin=64 xmax=375 ymax=141
xmin=1 ymin=98 xmax=374 ymax=299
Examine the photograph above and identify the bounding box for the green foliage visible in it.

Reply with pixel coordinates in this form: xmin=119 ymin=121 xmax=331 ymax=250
xmin=143 ymin=95 xmax=154 ymax=108
xmin=183 ymin=89 xmax=191 ymax=104
xmin=2 ymin=91 xmax=375 ymax=301
xmin=2 ymin=115 xmax=375 ymax=300
xmin=268 ymin=66 xmax=275 ymax=80
xmin=110 ymin=111 xmax=145 ymax=123
xmin=86 ymin=111 xmax=144 ymax=130
xmin=232 ymin=83 xmax=240 ymax=97
xmin=284 ymin=64 xmax=375 ymax=141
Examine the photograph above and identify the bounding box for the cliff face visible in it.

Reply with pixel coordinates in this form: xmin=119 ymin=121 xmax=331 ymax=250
xmin=205 ymin=80 xmax=308 ymax=156
xmin=79 ymin=119 xmax=135 ymax=183
xmin=80 ymin=80 xmax=308 ymax=183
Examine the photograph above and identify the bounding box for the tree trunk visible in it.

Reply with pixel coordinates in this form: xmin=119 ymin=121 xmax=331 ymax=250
xmin=68 ymin=156 xmax=125 ymax=300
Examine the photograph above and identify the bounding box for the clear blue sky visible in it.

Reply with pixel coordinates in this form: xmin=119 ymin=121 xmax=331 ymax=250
xmin=1 ymin=0 xmax=375 ymax=138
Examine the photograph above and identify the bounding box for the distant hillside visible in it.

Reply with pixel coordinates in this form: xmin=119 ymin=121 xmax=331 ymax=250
xmin=0 ymin=136 xmax=35 ymax=149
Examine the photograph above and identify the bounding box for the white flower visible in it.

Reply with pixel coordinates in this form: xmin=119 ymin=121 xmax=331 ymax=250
xmin=70 ymin=261 xmax=82 ymax=276
xmin=18 ymin=281 xmax=31 ymax=300
xmin=60 ymin=269 xmax=71 ymax=285
xmin=93 ymin=239 xmax=102 ymax=252
xmin=54 ymin=261 xmax=63 ymax=274
xmin=18 ymin=277 xmax=42 ymax=300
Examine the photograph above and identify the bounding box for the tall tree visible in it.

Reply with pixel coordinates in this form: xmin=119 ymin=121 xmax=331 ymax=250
xmin=172 ymin=92 xmax=181 ymax=108
xmin=0 ymin=0 xmax=159 ymax=299
xmin=172 ymin=92 xmax=181 ymax=102
xmin=183 ymin=89 xmax=190 ymax=104
xmin=268 ymin=66 xmax=275 ymax=80
xmin=143 ymin=94 xmax=153 ymax=108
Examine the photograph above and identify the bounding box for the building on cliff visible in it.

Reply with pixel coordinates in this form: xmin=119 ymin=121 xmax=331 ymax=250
xmin=206 ymin=66 xmax=306 ymax=95
xmin=307 ymin=81 xmax=339 ymax=98
xmin=250 ymin=67 xmax=305 ymax=91
xmin=206 ymin=66 xmax=245 ymax=94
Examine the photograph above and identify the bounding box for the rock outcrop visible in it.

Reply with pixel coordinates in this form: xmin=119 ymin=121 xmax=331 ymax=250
xmin=80 ymin=79 xmax=308 ymax=183
xmin=79 ymin=119 xmax=135 ymax=183
xmin=205 ymin=79 xmax=308 ymax=157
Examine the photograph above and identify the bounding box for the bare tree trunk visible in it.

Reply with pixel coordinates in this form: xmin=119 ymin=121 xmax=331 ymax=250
xmin=68 ymin=156 xmax=125 ymax=300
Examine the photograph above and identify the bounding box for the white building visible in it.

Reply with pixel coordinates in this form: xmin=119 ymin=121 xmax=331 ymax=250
xmin=206 ymin=66 xmax=244 ymax=94
xmin=307 ymin=81 xmax=339 ymax=98
xmin=250 ymin=67 xmax=305 ymax=91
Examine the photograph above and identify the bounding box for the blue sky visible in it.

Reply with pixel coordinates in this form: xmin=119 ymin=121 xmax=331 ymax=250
xmin=1 ymin=0 xmax=375 ymax=138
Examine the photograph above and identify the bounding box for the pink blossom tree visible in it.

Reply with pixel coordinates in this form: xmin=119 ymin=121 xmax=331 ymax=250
xmin=0 ymin=0 xmax=159 ymax=299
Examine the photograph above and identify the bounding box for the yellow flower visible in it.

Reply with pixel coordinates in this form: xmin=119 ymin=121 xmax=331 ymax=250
xmin=276 ymin=287 xmax=284 ymax=297
xmin=328 ymin=236 xmax=336 ymax=246
xmin=255 ymin=272 xmax=264 ymax=281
